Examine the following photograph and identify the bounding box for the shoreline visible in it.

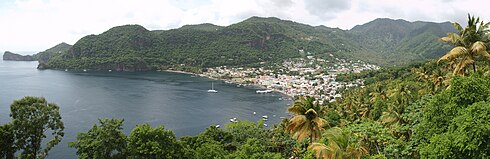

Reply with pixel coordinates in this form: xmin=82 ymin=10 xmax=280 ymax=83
xmin=161 ymin=69 xmax=198 ymax=75
xmin=161 ymin=69 xmax=295 ymax=99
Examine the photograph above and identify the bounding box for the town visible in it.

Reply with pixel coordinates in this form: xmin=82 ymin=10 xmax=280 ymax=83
xmin=201 ymin=54 xmax=380 ymax=104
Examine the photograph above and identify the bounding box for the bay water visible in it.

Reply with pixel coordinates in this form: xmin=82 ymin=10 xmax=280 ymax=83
xmin=0 ymin=59 xmax=290 ymax=158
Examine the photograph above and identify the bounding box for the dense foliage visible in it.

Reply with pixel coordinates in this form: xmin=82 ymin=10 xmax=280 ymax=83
xmin=34 ymin=42 xmax=72 ymax=63
xmin=2 ymin=65 xmax=490 ymax=158
xmin=3 ymin=14 xmax=489 ymax=159
xmin=42 ymin=17 xmax=454 ymax=72
xmin=1 ymin=97 xmax=64 ymax=159
xmin=68 ymin=118 xmax=127 ymax=159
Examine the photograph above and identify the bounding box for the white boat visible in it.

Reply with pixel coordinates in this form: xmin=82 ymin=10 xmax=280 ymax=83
xmin=207 ymin=82 xmax=218 ymax=93
xmin=262 ymin=115 xmax=268 ymax=121
xmin=230 ymin=117 xmax=238 ymax=123
xmin=256 ymin=89 xmax=274 ymax=94
xmin=215 ymin=125 xmax=220 ymax=128
xmin=256 ymin=90 xmax=268 ymax=94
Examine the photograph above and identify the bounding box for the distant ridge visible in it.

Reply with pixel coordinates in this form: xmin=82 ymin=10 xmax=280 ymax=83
xmin=3 ymin=51 xmax=36 ymax=61
xmin=40 ymin=16 xmax=455 ymax=71
xmin=2 ymin=42 xmax=72 ymax=63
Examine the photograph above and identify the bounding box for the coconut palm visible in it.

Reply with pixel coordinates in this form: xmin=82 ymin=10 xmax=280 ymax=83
xmin=439 ymin=14 xmax=490 ymax=75
xmin=430 ymin=68 xmax=449 ymax=93
xmin=388 ymin=83 xmax=412 ymax=107
xmin=381 ymin=83 xmax=413 ymax=126
xmin=308 ymin=127 xmax=368 ymax=159
xmin=286 ymin=96 xmax=328 ymax=144
xmin=412 ymin=67 xmax=430 ymax=82
xmin=369 ymin=83 xmax=387 ymax=103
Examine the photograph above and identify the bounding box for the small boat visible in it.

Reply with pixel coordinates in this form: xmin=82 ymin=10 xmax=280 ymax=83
xmin=64 ymin=69 xmax=68 ymax=72
xmin=215 ymin=125 xmax=220 ymax=128
xmin=256 ymin=90 xmax=274 ymax=94
xmin=230 ymin=117 xmax=238 ymax=123
xmin=83 ymin=69 xmax=87 ymax=72
xmin=108 ymin=70 xmax=112 ymax=72
xmin=253 ymin=112 xmax=256 ymax=115
xmin=263 ymin=124 xmax=268 ymax=127
xmin=262 ymin=115 xmax=268 ymax=121
xmin=207 ymin=82 xmax=218 ymax=93
xmin=256 ymin=90 xmax=267 ymax=94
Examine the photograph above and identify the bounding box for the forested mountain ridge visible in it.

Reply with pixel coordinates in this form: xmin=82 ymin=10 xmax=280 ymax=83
xmin=42 ymin=16 xmax=455 ymax=71
xmin=2 ymin=42 xmax=71 ymax=62
xmin=348 ymin=18 xmax=455 ymax=65
xmin=2 ymin=51 xmax=36 ymax=61
xmin=35 ymin=42 xmax=72 ymax=63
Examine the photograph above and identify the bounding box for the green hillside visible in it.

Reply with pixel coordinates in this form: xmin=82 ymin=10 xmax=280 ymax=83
xmin=34 ymin=42 xmax=72 ymax=63
xmin=42 ymin=17 xmax=455 ymax=71
xmin=348 ymin=18 xmax=455 ymax=65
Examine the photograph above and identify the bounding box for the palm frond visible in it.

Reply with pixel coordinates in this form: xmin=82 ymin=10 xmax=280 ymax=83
xmin=440 ymin=33 xmax=462 ymax=45
xmin=453 ymin=22 xmax=464 ymax=33
xmin=471 ymin=41 xmax=487 ymax=53
xmin=438 ymin=47 xmax=468 ymax=62
xmin=308 ymin=142 xmax=328 ymax=159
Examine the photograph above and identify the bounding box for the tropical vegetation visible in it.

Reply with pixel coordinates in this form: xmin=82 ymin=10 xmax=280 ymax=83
xmin=40 ymin=16 xmax=455 ymax=72
xmin=1 ymin=14 xmax=489 ymax=159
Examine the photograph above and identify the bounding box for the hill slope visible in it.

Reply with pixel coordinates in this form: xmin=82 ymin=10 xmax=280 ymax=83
xmin=348 ymin=18 xmax=454 ymax=65
xmin=42 ymin=17 xmax=455 ymax=71
xmin=3 ymin=51 xmax=36 ymax=61
xmin=35 ymin=42 xmax=72 ymax=63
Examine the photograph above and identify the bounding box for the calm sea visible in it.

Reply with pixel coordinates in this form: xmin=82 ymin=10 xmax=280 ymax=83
xmin=0 ymin=59 xmax=290 ymax=158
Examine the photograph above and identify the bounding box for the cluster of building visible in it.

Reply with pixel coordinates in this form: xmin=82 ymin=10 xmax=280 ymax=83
xmin=201 ymin=55 xmax=379 ymax=104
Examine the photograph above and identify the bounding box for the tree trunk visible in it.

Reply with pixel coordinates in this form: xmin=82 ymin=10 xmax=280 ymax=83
xmin=310 ymin=126 xmax=313 ymax=144
xmin=310 ymin=134 xmax=312 ymax=144
xmin=473 ymin=63 xmax=477 ymax=73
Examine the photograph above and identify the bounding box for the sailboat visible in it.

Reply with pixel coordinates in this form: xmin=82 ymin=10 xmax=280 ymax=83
xmin=207 ymin=82 xmax=218 ymax=93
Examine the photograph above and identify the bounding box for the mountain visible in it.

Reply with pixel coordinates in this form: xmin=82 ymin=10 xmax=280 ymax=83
xmin=3 ymin=51 xmax=36 ymax=61
xmin=347 ymin=18 xmax=455 ymax=65
xmin=2 ymin=42 xmax=71 ymax=64
xmin=41 ymin=17 xmax=455 ymax=72
xmin=35 ymin=42 xmax=72 ymax=63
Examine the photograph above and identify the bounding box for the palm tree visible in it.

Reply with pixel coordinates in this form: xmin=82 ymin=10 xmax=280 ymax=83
xmin=369 ymin=83 xmax=387 ymax=103
xmin=412 ymin=67 xmax=430 ymax=82
xmin=430 ymin=68 xmax=449 ymax=93
xmin=381 ymin=83 xmax=413 ymax=126
xmin=286 ymin=96 xmax=329 ymax=144
xmin=439 ymin=14 xmax=490 ymax=75
xmin=308 ymin=127 xmax=368 ymax=159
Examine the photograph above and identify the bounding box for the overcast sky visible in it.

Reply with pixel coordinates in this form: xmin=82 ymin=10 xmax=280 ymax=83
xmin=1 ymin=0 xmax=488 ymax=52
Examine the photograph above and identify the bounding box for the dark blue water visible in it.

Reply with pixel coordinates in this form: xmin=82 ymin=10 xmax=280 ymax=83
xmin=0 ymin=60 xmax=290 ymax=158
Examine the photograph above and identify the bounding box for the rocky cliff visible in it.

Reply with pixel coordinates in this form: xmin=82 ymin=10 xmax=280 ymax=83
xmin=2 ymin=51 xmax=36 ymax=61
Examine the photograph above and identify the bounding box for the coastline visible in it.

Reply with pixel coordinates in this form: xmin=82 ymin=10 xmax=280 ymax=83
xmin=161 ymin=69 xmax=198 ymax=75
xmin=161 ymin=69 xmax=295 ymax=99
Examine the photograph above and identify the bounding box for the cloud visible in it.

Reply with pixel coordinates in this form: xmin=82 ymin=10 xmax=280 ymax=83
xmin=0 ymin=0 xmax=489 ymax=52
xmin=304 ymin=0 xmax=352 ymax=20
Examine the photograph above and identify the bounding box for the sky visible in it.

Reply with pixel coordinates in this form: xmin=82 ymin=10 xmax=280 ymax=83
xmin=0 ymin=0 xmax=488 ymax=52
